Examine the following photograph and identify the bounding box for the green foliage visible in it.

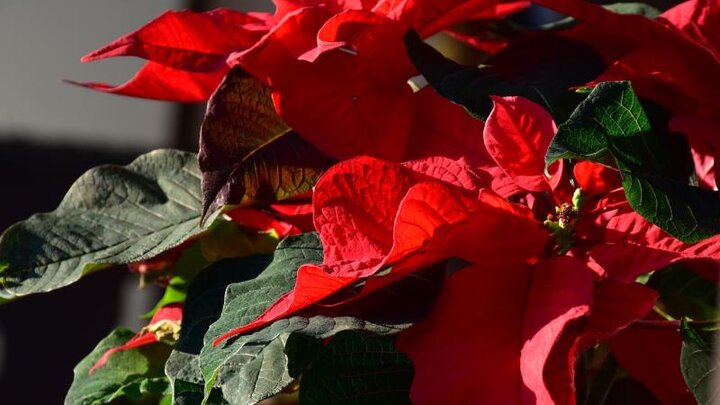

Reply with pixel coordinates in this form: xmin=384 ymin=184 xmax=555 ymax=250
xmin=404 ymin=31 xmax=603 ymax=121
xmin=164 ymin=255 xmax=273 ymax=399
xmin=680 ymin=321 xmax=719 ymax=405
xmin=202 ymin=316 xmax=408 ymax=405
xmin=300 ymin=331 xmax=414 ymax=405
xmin=198 ymin=232 xmax=324 ymax=402
xmin=65 ymin=329 xmax=172 ymax=405
xmin=0 ymin=150 xmax=206 ymax=297
xmin=546 ymin=81 xmax=720 ymax=243
xmin=650 ymin=265 xmax=718 ymax=321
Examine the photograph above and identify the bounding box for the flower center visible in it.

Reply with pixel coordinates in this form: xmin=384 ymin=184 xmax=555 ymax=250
xmin=543 ymin=189 xmax=583 ymax=254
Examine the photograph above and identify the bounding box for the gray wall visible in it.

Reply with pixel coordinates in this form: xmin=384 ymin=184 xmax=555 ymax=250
xmin=0 ymin=0 xmax=181 ymax=150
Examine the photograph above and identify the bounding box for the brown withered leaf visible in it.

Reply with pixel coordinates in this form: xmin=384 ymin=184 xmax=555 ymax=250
xmin=199 ymin=67 xmax=334 ymax=219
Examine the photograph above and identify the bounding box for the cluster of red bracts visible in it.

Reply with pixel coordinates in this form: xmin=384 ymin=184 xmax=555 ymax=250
xmin=82 ymin=0 xmax=720 ymax=404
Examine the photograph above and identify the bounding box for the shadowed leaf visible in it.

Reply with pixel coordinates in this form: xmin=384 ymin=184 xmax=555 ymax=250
xmin=681 ymin=321 xmax=719 ymax=405
xmin=203 ymin=316 xmax=407 ymax=405
xmin=199 ymin=68 xmax=334 ymax=219
xmin=546 ymin=81 xmax=720 ymax=243
xmin=404 ymin=31 xmax=603 ymax=122
xmin=300 ymin=331 xmax=413 ymax=405
xmin=0 ymin=149 xmax=206 ymax=297
xmin=65 ymin=328 xmax=172 ymax=405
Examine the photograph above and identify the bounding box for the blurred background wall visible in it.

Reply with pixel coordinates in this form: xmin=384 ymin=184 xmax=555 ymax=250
xmin=0 ymin=1 xmax=266 ymax=403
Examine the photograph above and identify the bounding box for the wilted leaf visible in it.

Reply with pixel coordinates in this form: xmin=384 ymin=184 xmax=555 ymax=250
xmin=199 ymin=67 xmax=334 ymax=218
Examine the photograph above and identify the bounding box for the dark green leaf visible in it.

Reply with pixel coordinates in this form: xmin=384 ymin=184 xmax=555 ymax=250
xmin=164 ymin=255 xmax=273 ymax=400
xmin=649 ymin=265 xmax=718 ymax=321
xmin=141 ymin=217 xmax=279 ymax=319
xmin=199 ymin=68 xmax=334 ymax=219
xmin=198 ymin=233 xmax=324 ymax=401
xmin=166 ymin=354 xmax=228 ymax=405
xmin=300 ymin=331 xmax=413 ymax=405
xmin=202 ymin=316 xmax=407 ymax=405
xmin=546 ymin=81 xmax=720 ymax=243
xmin=680 ymin=321 xmax=719 ymax=404
xmin=0 ymin=149 xmax=206 ymax=297
xmin=540 ymin=2 xmax=662 ymax=30
xmin=179 ymin=256 xmax=272 ymax=355
xmin=165 ymin=234 xmax=316 ymax=403
xmin=65 ymin=328 xmax=172 ymax=405
xmin=405 ymin=31 xmax=603 ymax=121
xmin=620 ymin=172 xmax=720 ymax=243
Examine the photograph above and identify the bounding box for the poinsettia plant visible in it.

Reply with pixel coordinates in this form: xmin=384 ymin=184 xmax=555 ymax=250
xmin=2 ymin=0 xmax=719 ymax=404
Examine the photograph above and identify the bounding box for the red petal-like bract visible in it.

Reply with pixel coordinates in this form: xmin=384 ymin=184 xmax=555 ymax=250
xmin=535 ymin=0 xmax=720 ymax=116
xmin=213 ymin=156 xmax=547 ymax=344
xmin=75 ymin=9 xmax=270 ymax=101
xmin=236 ymin=8 xmax=418 ymax=160
xmin=518 ymin=256 xmax=594 ymax=405
xmin=610 ymin=316 xmax=695 ymax=405
xmin=89 ymin=304 xmax=183 ymax=374
xmin=396 ymin=263 xmax=533 ymax=404
xmin=234 ymin=3 xmax=508 ymax=161
xmin=572 ymin=161 xmax=621 ymax=197
xmin=484 ymin=96 xmax=557 ymax=192
xmin=589 ymin=211 xmax=720 ymax=283
xmin=68 ymin=62 xmax=227 ymax=102
xmin=81 ymin=9 xmax=268 ymax=71
xmin=398 ymin=256 xmax=657 ymax=405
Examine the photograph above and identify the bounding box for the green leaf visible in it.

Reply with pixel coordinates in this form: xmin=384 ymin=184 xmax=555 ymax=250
xmin=65 ymin=328 xmax=172 ymax=405
xmin=198 ymin=233 xmax=324 ymax=400
xmin=202 ymin=316 xmax=407 ymax=405
xmin=0 ymin=149 xmax=207 ymax=297
xmin=142 ymin=219 xmax=278 ymax=318
xmin=680 ymin=320 xmax=719 ymax=404
xmin=199 ymin=67 xmax=334 ymax=218
xmin=144 ymin=277 xmax=188 ymax=319
xmin=163 ymin=235 xmax=291 ymax=401
xmin=404 ymin=31 xmax=603 ymax=121
xmin=649 ymin=265 xmax=718 ymax=321
xmin=546 ymin=81 xmax=720 ymax=243
xmin=300 ymin=331 xmax=413 ymax=405
xmin=540 ymin=3 xmax=661 ymax=30
xmin=170 ymin=378 xmax=227 ymax=405
xmin=165 ymin=255 xmax=273 ymax=399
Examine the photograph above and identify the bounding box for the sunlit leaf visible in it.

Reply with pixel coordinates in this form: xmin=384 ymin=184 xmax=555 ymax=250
xmin=0 ymin=150 xmax=207 ymax=297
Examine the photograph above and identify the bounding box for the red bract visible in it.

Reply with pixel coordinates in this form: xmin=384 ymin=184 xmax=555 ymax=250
xmin=530 ymin=0 xmax=720 ymax=189
xmin=79 ymin=1 xmax=523 ymax=161
xmin=393 ymin=96 xmax=719 ymax=404
xmin=609 ymin=314 xmax=696 ymax=405
xmin=213 ymin=155 xmax=548 ymax=344
xmin=74 ymin=9 xmax=272 ymax=101
xmin=89 ymin=304 xmax=183 ymax=374
xmin=231 ymin=2 xmax=507 ymax=160
xmin=483 ymin=96 xmax=720 ymax=281
xmin=396 ymin=259 xmax=657 ymax=404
